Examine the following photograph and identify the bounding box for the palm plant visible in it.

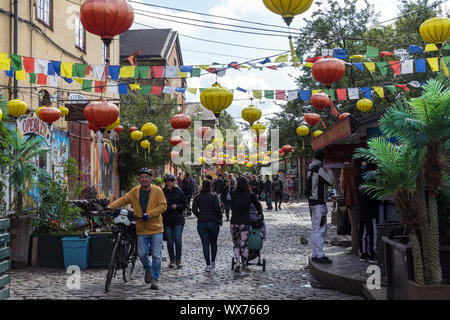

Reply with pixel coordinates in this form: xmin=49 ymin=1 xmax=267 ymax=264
xmin=354 ymin=138 xmax=426 ymax=284
xmin=356 ymin=77 xmax=449 ymax=286
xmin=4 ymin=129 xmax=50 ymax=216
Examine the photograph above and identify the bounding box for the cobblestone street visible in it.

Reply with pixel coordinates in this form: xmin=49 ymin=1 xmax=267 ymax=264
xmin=6 ymin=201 xmax=364 ymax=300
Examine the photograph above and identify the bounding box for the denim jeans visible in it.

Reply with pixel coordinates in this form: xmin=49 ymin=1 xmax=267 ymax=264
xmin=265 ymin=191 xmax=273 ymax=209
xmin=137 ymin=233 xmax=163 ymax=280
xmin=224 ymin=200 xmax=232 ymax=220
xmin=197 ymin=221 xmax=220 ymax=266
xmin=164 ymin=224 xmax=184 ymax=261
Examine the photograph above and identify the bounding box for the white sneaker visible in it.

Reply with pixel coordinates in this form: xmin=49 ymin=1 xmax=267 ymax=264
xmin=211 ymin=262 xmax=216 ymax=269
xmin=205 ymin=265 xmax=212 ymax=272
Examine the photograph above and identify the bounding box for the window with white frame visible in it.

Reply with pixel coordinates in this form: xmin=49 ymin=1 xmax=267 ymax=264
xmin=75 ymin=13 xmax=86 ymax=51
xmin=37 ymin=0 xmax=52 ymax=27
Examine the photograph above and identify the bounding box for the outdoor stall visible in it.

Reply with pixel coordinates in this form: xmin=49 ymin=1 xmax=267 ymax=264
xmin=310 ymin=110 xmax=405 ymax=272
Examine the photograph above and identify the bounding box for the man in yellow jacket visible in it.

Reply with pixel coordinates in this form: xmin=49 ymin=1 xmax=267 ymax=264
xmin=109 ymin=168 xmax=167 ymax=290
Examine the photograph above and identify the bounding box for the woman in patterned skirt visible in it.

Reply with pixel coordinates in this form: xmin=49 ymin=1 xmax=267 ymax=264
xmin=230 ymin=177 xmax=263 ymax=273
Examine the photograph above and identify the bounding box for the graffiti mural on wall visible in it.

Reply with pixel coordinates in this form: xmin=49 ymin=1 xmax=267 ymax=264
xmin=51 ymin=129 xmax=69 ymax=178
xmin=94 ymin=132 xmax=119 ymax=202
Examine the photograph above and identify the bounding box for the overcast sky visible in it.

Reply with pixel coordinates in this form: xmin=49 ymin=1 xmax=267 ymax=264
xmin=129 ymin=0 xmax=448 ymax=126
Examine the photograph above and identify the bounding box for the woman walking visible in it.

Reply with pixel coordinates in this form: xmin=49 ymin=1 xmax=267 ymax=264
xmin=162 ymin=174 xmax=188 ymax=268
xmin=230 ymin=177 xmax=262 ymax=273
xmin=192 ymin=179 xmax=223 ymax=272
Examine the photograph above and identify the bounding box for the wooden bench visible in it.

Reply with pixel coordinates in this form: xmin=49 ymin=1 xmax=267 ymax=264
xmin=0 ymin=219 xmax=10 ymax=300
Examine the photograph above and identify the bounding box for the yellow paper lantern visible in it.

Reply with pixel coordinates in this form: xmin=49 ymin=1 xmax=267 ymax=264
xmin=313 ymin=130 xmax=323 ymax=138
xmin=58 ymin=106 xmax=69 ymax=117
xmin=206 ymin=144 xmax=214 ymax=151
xmin=155 ymin=135 xmax=163 ymax=143
xmin=262 ymin=0 xmax=313 ymax=26
xmin=35 ymin=106 xmax=44 ymax=117
xmin=246 ymin=162 xmax=253 ymax=167
xmin=356 ymin=98 xmax=373 ymax=113
xmin=249 ymin=154 xmax=258 ymax=162
xmin=296 ymin=125 xmax=310 ymax=136
xmin=8 ymin=99 xmax=27 ymax=118
xmin=251 ymin=122 xmax=266 ymax=135
xmin=106 ymin=117 xmax=120 ymax=132
xmin=237 ymin=145 xmax=245 ymax=152
xmin=141 ymin=122 xmax=158 ymax=137
xmin=140 ymin=140 xmax=150 ymax=149
xmin=241 ymin=105 xmax=262 ymax=126
xmin=130 ymin=130 xmax=143 ymax=141
xmin=419 ymin=17 xmax=450 ymax=45
xmin=200 ymin=82 xmax=234 ymax=117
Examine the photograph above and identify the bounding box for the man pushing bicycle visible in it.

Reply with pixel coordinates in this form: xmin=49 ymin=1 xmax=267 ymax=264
xmin=108 ymin=168 xmax=167 ymax=290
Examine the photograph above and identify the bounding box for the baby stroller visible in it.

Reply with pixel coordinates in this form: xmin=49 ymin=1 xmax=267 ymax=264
xmin=231 ymin=209 xmax=266 ymax=271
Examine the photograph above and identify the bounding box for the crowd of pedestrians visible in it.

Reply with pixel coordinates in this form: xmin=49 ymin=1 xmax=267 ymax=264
xmin=109 ymin=167 xmax=317 ymax=290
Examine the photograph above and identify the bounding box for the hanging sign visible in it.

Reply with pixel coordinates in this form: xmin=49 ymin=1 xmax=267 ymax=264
xmin=17 ymin=116 xmax=51 ymax=145
xmin=310 ymin=116 xmax=352 ymax=151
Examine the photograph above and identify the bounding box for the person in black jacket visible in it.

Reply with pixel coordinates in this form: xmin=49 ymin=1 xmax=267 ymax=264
xmin=264 ymin=175 xmax=273 ymax=210
xmin=220 ymin=179 xmax=234 ymax=222
xmin=192 ymin=179 xmax=223 ymax=272
xmin=180 ymin=172 xmax=195 ymax=215
xmin=272 ymin=175 xmax=283 ymax=211
xmin=358 ymin=163 xmax=379 ymax=263
xmin=162 ymin=174 xmax=188 ymax=269
xmin=213 ymin=174 xmax=224 ymax=195
xmin=230 ymin=177 xmax=263 ymax=273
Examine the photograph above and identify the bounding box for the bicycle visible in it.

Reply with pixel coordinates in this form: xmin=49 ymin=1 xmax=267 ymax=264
xmin=104 ymin=208 xmax=141 ymax=293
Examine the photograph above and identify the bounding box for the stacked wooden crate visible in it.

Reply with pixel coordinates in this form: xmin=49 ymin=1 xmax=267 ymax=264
xmin=0 ymin=219 xmax=10 ymax=300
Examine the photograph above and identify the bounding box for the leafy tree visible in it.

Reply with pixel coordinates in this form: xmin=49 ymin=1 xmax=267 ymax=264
xmin=117 ymin=94 xmax=179 ymax=190
xmin=269 ymin=0 xmax=446 ymax=158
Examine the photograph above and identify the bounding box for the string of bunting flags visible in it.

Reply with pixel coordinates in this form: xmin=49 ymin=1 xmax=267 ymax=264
xmin=1 ymin=43 xmax=448 ymax=85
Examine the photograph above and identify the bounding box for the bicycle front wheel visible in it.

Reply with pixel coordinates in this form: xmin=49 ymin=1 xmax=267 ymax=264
xmin=105 ymin=237 xmax=120 ymax=293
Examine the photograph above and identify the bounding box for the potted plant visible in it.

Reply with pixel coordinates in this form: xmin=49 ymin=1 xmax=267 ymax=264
xmin=355 ymin=77 xmax=450 ymax=299
xmin=3 ymin=126 xmax=50 ymax=268
xmin=30 ymin=158 xmax=83 ymax=267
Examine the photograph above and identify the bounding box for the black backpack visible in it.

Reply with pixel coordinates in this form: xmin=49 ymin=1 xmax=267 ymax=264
xmin=305 ymin=164 xmax=323 ymax=198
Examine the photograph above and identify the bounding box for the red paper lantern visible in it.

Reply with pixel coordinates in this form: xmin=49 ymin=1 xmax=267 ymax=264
xmin=114 ymin=125 xmax=123 ymax=133
xmin=310 ymin=92 xmax=331 ymax=110
xmin=38 ymin=106 xmax=61 ymax=125
xmin=196 ymin=126 xmax=212 ymax=139
xmin=339 ymin=112 xmax=350 ymax=120
xmin=312 ymin=58 xmax=345 ymax=86
xmin=129 ymin=126 xmax=137 ymax=133
xmin=282 ymin=144 xmax=293 ymax=154
xmin=171 ymin=113 xmax=192 ymax=129
xmin=84 ymin=99 xmax=119 ymax=132
xmin=170 ymin=136 xmax=183 ymax=146
xmin=80 ymin=0 xmax=134 ymax=47
xmin=88 ymin=121 xmax=99 ymax=132
xmin=304 ymin=113 xmax=321 ymax=127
